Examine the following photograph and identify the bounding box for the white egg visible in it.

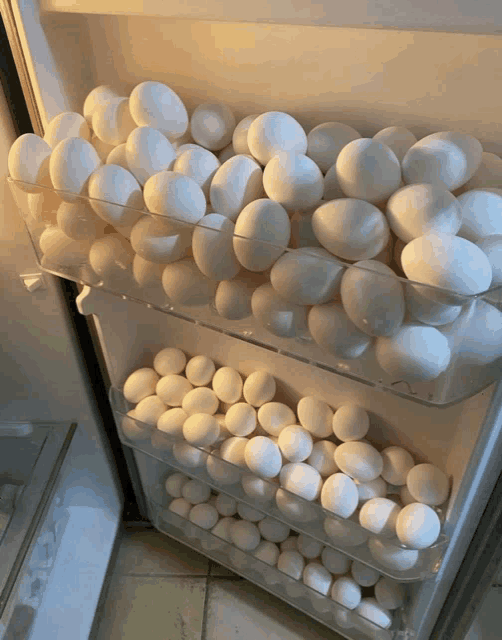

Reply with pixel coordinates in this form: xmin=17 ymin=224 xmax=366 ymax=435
xmin=56 ymin=200 xmax=107 ymax=241
xmin=374 ymin=577 xmax=405 ymax=610
xmin=241 ymin=474 xmax=277 ymax=503
xmin=83 ymin=85 xmax=120 ymax=124
xmin=176 ymin=143 xmax=205 ymax=157
xmin=373 ymin=126 xmax=417 ymax=163
xmin=156 ymin=374 xmax=193 ymax=406
xmin=247 ymin=112 xmax=307 ymax=165
xmin=225 ymin=403 xmax=256 ymax=437
xmin=189 ymin=503 xmax=219 ymax=529
xmin=88 ymin=234 xmax=134 ymax=282
xmin=476 ymin=235 xmax=502 ymax=286
xmin=154 ymin=347 xmax=186 ymax=376
xmin=277 ymin=426 xmax=313 ymax=463
xmin=464 ymin=151 xmax=502 ymax=190
xmin=307 ymin=441 xmax=338 ymax=477
xmin=381 ymin=447 xmax=414 ymax=485
xmin=88 ymin=164 xmax=144 ymax=228
xmin=237 ymin=502 xmax=265 ymax=522
xmin=253 ymin=540 xmax=281 ymax=566
xmin=457 ymin=189 xmax=502 ymax=243
xmin=129 ymin=81 xmax=188 ymax=140
xmin=323 ymin=164 xmax=345 ymax=200
xmin=275 ymin=490 xmax=318 ymax=522
xmin=251 ymin=283 xmax=309 ymax=338
xmin=38 ymin=226 xmax=91 ymax=267
xmin=211 ymin=516 xmax=234 ymax=542
xmin=162 ymin=258 xmax=217 ymax=307
xmin=219 ymin=435 xmax=248 ymax=466
xmin=263 ymin=152 xmax=323 ymax=212
xmin=106 ymin=143 xmax=129 ymax=170
xmin=169 ymin=497 xmax=192 ymax=519
xmin=134 ymin=395 xmax=166 ymax=425
xmin=320 ymin=473 xmax=359 ymax=518
xmin=232 ymin=115 xmax=259 ymax=155
xmin=173 ymin=148 xmax=220 ymax=197
xmin=92 ymin=98 xmax=136 ymax=146
xmin=211 ymin=366 xmax=242 ymax=404
xmin=321 ymin=547 xmax=350 ymax=576
xmin=123 ymin=367 xmax=159 ymax=403
xmin=208 ymin=155 xmax=264 ymax=222
xmin=312 ymin=199 xmax=390 ymax=261
xmin=330 ymin=576 xmax=361 ymax=610
xmin=215 ymin=493 xmax=238 ymax=516
xmin=192 ymin=213 xmax=240 ymax=280
xmin=277 ymin=550 xmax=305 ymax=580
xmin=214 ymin=278 xmax=253 ymax=320
xmin=401 ymin=232 xmax=493 ymax=300
xmin=91 ymin=134 xmax=115 ymax=163
xmin=297 ymin=396 xmax=333 ymax=438
xmin=334 ymin=442 xmax=383 ymax=483
xmin=303 ymin=562 xmax=332 ymax=595
xmin=324 ymin=515 xmax=369 ymax=547
xmin=356 ymin=598 xmax=393 ymax=630
xmin=245 ymin=436 xmax=282 ymax=478
xmin=243 ymin=371 xmax=276 ymax=407
xmin=190 ymin=103 xmax=235 ymax=151
xmin=144 ymin=171 xmax=205 ymax=225
xmin=358 ymin=497 xmax=400 ymax=537
xmin=368 ymin=537 xmax=419 ymax=572
xmin=270 ymin=247 xmax=344 ymax=306
xmin=172 ymin=442 xmax=209 ymax=468
xmin=308 ymin=303 xmax=373 ymax=360
xmin=44 ymin=112 xmax=90 ymax=149
xmin=183 ymin=355 xmax=214 ymax=387
xmin=125 ymin=127 xmax=176 ymax=186
xmin=297 ymin=534 xmax=323 ymax=560
xmin=336 ymin=139 xmax=401 ymax=204
xmin=182 ymin=388 xmax=219 ymax=416
xmin=400 ymin=485 xmax=417 ymax=507
xmin=405 ymin=287 xmax=463 ymax=327
xmin=421 ymin=132 xmax=483 ymax=183
xmin=341 ymin=260 xmax=405 ymax=337
xmin=386 ymin=184 xmax=462 ymax=243
xmin=257 ymin=516 xmax=290 ymax=543
xmin=402 ymin=139 xmax=468 ymax=191
xmin=165 ymin=472 xmax=190 ymax=498
xmin=406 ymin=463 xmax=449 ymax=506
xmin=332 ymin=405 xmax=370 ymax=442
xmin=27 ymin=189 xmax=60 ymax=224
xmin=351 ymin=561 xmax=380 ymax=587
xmin=206 ymin=450 xmax=242 ymax=485
xmin=229 ymin=519 xmax=261 ymax=551
xmin=355 ymin=478 xmax=387 ymax=505
xmin=306 ymin=122 xmax=361 ymax=174
xmin=217 ymin=143 xmax=236 ymax=164
xmin=257 ymin=402 xmax=295 ymax=437
xmin=157 ymin=407 xmax=188 ymax=439
xmin=49 ymin=137 xmax=101 ymax=202
xmin=130 ymin=215 xmax=192 ymax=264
xmin=396 ymin=503 xmax=441 ymax=549
xmin=181 ymin=479 xmax=212 ymax=504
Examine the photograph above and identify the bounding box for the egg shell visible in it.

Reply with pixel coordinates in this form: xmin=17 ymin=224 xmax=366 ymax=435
xmin=303 ymin=562 xmax=332 ymax=595
xmin=83 ymin=86 xmax=119 ymax=124
xmin=386 ymin=183 xmax=462 ymax=244
xmin=162 ymin=258 xmax=217 ymax=307
xmin=251 ymin=283 xmax=309 ymax=338
xmin=257 ymin=402 xmax=295 ymax=437
xmin=336 ymin=139 xmax=401 ymax=204
xmin=192 ymin=213 xmax=240 ymax=280
xmin=189 ymin=503 xmax=219 ymax=529
xmin=367 ymin=537 xmax=419 ymax=571
xmin=125 ymin=127 xmax=176 ymax=186
xmin=406 ymin=463 xmax=449 ymax=506
xmin=154 ymin=348 xmax=186 ymax=376
xmin=173 ymin=148 xmax=220 ymax=197
xmin=330 ymin=576 xmax=361 ymax=610
xmin=123 ymin=367 xmax=159 ymax=403
xmin=254 ymin=540 xmax=281 ymax=566
xmin=219 ymin=436 xmax=249 ymax=468
xmin=190 ymin=103 xmax=235 ymax=151
xmin=243 ymin=371 xmax=276 ymax=407
xmin=229 ymin=519 xmax=261 ymax=551
xmin=275 ymin=490 xmax=318 ymax=522
xmin=131 ymin=215 xmax=191 ymax=264
xmin=172 ymin=442 xmax=209 ymax=468
xmin=8 ymin=133 xmax=53 ymax=193
xmin=209 ymin=155 xmax=264 ymax=222
xmin=215 ymin=493 xmax=238 ymax=516
xmin=241 ymin=473 xmax=278 ymax=503
xmin=323 ymin=515 xmax=369 ymax=547
xmin=237 ymin=502 xmax=265 ymax=522
xmin=277 ymin=425 xmax=313 ymax=463
xmin=39 ymin=227 xmax=92 ymax=267
xmin=476 ymin=235 xmax=502 ymax=286
xmin=420 ymin=132 xmax=483 ymax=183
xmin=129 ymin=81 xmax=188 ymax=140
xmin=355 ymin=477 xmax=388 ymax=505
xmin=144 ymin=170 xmax=205 ymax=224
xmin=321 ymin=473 xmax=359 ymax=518
xmin=402 ymin=139 xmax=468 ymax=191
xmin=206 ymin=450 xmax=242 ymax=485
xmin=106 ymin=143 xmax=129 ymax=170
xmin=225 ymin=403 xmax=257 ymax=437
xmin=92 ymin=98 xmax=136 ymax=146
xmin=56 ymin=200 xmax=108 ymax=241
xmin=214 ymin=279 xmax=253 ymax=320
xmin=181 ymin=479 xmax=212 ymax=505
xmin=307 ymin=122 xmax=361 ymax=174
xmin=297 ymin=534 xmax=323 ymax=560
xmin=183 ymin=355 xmax=214 ymax=386
xmin=258 ymin=516 xmax=290 ymax=543
xmin=277 ymin=550 xmax=305 ymax=580
xmin=157 ymin=407 xmax=188 ymax=439
xmin=307 ymin=441 xmax=338 ymax=477
xmin=308 ymin=303 xmax=373 ymax=360
xmin=245 ymin=436 xmax=282 ymax=478
xmin=211 ymin=367 xmax=242 ymax=404
xmin=356 ymin=598 xmax=393 ymax=630
xmin=169 ymin=497 xmax=192 ymax=519
xmin=457 ymin=189 xmax=502 ymax=243
xmin=88 ymin=164 xmax=144 ymax=227
xmin=296 ymin=396 xmax=332 ymax=438
xmin=165 ymin=472 xmax=190 ymax=498
xmin=182 ymin=388 xmax=219 ymax=416
xmin=134 ymin=395 xmax=167 ymax=425
xmin=156 ymin=374 xmax=193 ymax=405
xmin=321 ymin=547 xmax=351 ymax=575
xmin=50 ymin=137 xmax=102 ymax=202
xmin=44 ymin=112 xmax=90 ymax=149
xmin=396 ymin=502 xmax=441 ymax=549
xmin=211 ymin=516 xmax=235 ymax=542
xmin=334 ymin=442 xmax=383 ymax=483
xmin=405 ymin=287 xmax=463 ymax=327
xmin=247 ymin=112 xmax=307 ymax=166
xmin=332 ymin=405 xmax=370 ymax=442
xmin=263 ymin=152 xmax=323 ymax=212
xmin=312 ymin=199 xmax=390 ymax=261
xmin=381 ymin=447 xmax=415 ymax=485
xmin=358 ymin=497 xmax=400 ymax=537
xmin=279 ymin=462 xmax=322 ymax=502
xmin=88 ymin=234 xmax=134 ymax=281
xmin=464 ymin=152 xmax=502 ymax=190
xmin=374 ymin=577 xmax=405 ymax=610
xmin=232 ymin=115 xmax=259 ymax=155
xmin=373 ymin=126 xmax=417 ymax=163
xmin=341 ymin=260 xmax=405 ymax=337
xmin=351 ymin=561 xmax=380 ymax=587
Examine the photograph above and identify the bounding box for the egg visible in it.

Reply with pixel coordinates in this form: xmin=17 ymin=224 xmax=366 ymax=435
xmin=332 ymin=405 xmax=370 ymax=442
xmin=297 ymin=534 xmax=323 ymax=560
xmin=254 ymin=540 xmax=281 ymax=566
xmin=190 ymin=103 xmax=235 ymax=151
xmin=351 ymin=561 xmax=380 ymax=587
xmin=381 ymin=447 xmax=414 ymax=485
xmin=106 ymin=143 xmax=129 ymax=170
xmin=373 ymin=126 xmax=417 ymax=163
xmin=275 ymin=490 xmax=318 ymax=522
xmin=297 ymin=396 xmax=333 ymax=438
xmin=374 ymin=577 xmax=405 ymax=610
xmin=368 ymin=537 xmax=419 ymax=571
xmin=319 ymin=548 xmax=350 ymax=576
xmin=406 ymin=463 xmax=449 ymax=506
xmin=312 ymin=199 xmax=390 ymax=261
xmin=88 ymin=164 xmax=144 ymax=228
xmin=209 ymin=155 xmax=264 ymax=221
xmin=27 ymin=189 xmax=60 ymax=224
xmin=88 ymin=234 xmax=135 ymax=282
xmin=162 ymin=258 xmax=217 ymax=307
xmin=130 ymin=215 xmax=192 ymax=264
xmin=92 ymin=98 xmax=136 ymax=146
xmin=165 ymin=472 xmax=190 ymax=498
xmin=157 ymin=407 xmax=188 ymax=439
xmin=211 ymin=516 xmax=234 ymax=542
xmin=172 ymin=442 xmax=209 ymax=468
xmin=355 ymin=478 xmax=387 ymax=505
xmin=279 ymin=463 xmax=322 ymax=502
xmin=402 ymin=138 xmax=468 ymax=191
xmin=183 ymin=355 xmax=214 ymax=386
xmin=125 ymin=127 xmax=176 ymax=186
xmin=396 ymin=503 xmax=441 ymax=549
xmin=49 ymin=137 xmax=101 ymax=202
xmin=334 ymin=442 xmax=383 ymax=483
xmin=358 ymin=497 xmax=400 ymax=537
xmin=335 ymin=139 xmax=401 ymax=204
xmin=181 ymin=388 xmax=219 ymax=416
xmin=277 ymin=426 xmax=313 ymax=463
xmin=247 ymin=112 xmax=307 ymax=165
xmin=83 ymin=85 xmax=120 ymax=124
xmin=400 ymin=486 xmax=416 ymax=507
xmin=306 ymin=122 xmax=361 ymax=174
xmin=307 ymin=441 xmax=338 ymax=477
xmin=232 ymin=115 xmax=259 ymax=155
xmin=405 ymin=287 xmax=463 ymax=327
xmin=386 ymin=184 xmax=462 ymax=243
xmin=263 ymin=152 xmax=323 ymax=212
xmin=323 ymin=164 xmax=345 ymax=200
xmin=219 ymin=436 xmax=249 ymax=468
xmin=225 ymin=403 xmax=257 ymax=437
xmin=241 ymin=473 xmax=278 ymax=503
xmin=134 ymin=395 xmax=166 ymax=425
xmin=356 ymin=598 xmax=393 ymax=630
xmin=476 ymin=236 xmax=502 ymax=286
xmin=320 ymin=473 xmax=359 ymax=518
xmin=169 ymin=497 xmax=192 ymax=519
xmin=212 ymin=366 xmax=242 ymax=403
xmin=303 ymin=562 xmax=332 ymax=595
xmin=277 ymin=550 xmax=305 ymax=580
xmin=257 ymin=402 xmax=295 ymax=437
xmin=181 ymin=479 xmax=211 ymax=505
xmin=214 ymin=279 xmax=253 ymax=320
xmin=258 ymin=516 xmax=290 ymax=543
xmin=56 ymin=200 xmax=107 ymax=241
xmin=189 ymin=503 xmax=219 ymax=530
xmin=217 ymin=143 xmax=236 ymax=164
xmin=129 ymin=81 xmax=188 ymax=140
xmin=44 ymin=112 xmax=90 ymax=149
xmin=251 ymin=283 xmax=309 ymax=338
xmin=156 ymin=374 xmax=193 ymax=405
xmin=324 ymin=515 xmax=369 ymax=547
xmin=237 ymin=502 xmax=265 ymax=522
xmin=464 ymin=152 xmax=502 ymax=190
xmin=173 ymin=148 xmax=220 ymax=197
xmin=330 ymin=576 xmax=361 ymax=610
xmin=229 ymin=519 xmax=261 ymax=551
xmin=308 ymin=303 xmax=373 ymax=360
xmin=38 ymin=227 xmax=91 ymax=267
xmin=457 ymin=189 xmax=502 ymax=243
xmin=421 ymin=132 xmax=483 ymax=182
xmin=153 ymin=347 xmax=186 ymax=376
xmin=144 ymin=170 xmax=205 ymax=224
xmin=245 ymin=436 xmax=282 ymax=478
xmin=192 ymin=213 xmax=240 ymax=280
xmin=123 ymin=367 xmax=159 ymax=403
xmin=206 ymin=450 xmax=242 ymax=485
xmin=176 ymin=143 xmax=204 ymax=157
xmin=215 ymin=493 xmax=237 ymax=516
xmin=341 ymin=260 xmax=405 ymax=337
xmin=243 ymin=371 xmax=276 ymax=407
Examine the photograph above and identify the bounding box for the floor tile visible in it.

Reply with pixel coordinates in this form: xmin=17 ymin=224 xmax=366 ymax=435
xmin=114 ymin=529 xmax=209 ymax=576
xmin=209 ymin=561 xmax=241 ymax=578
xmin=204 ymin=579 xmax=345 ymax=640
xmin=94 ymin=576 xmax=206 ymax=640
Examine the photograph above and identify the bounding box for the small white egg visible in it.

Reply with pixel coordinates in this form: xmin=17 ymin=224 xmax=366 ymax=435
xmin=251 ymin=283 xmax=309 ymax=338
xmin=214 ymin=278 xmax=253 ymax=320
xmin=278 ymin=426 xmax=313 ymax=463
xmin=131 ymin=215 xmax=192 ymax=264
xmin=92 ymin=98 xmax=136 ymax=146
xmin=355 ymin=477 xmax=388 ymax=504
xmin=297 ymin=534 xmax=323 ymax=560
xmin=38 ymin=227 xmax=92 ymax=267
xmin=173 ymin=148 xmax=220 ymax=198
xmin=212 ymin=367 xmax=243 ymax=404
xmin=254 ymin=540 xmax=280 ymax=566
xmin=88 ymin=234 xmax=134 ymax=282
xmin=402 ymin=138 xmax=468 ymax=191
xmin=307 ymin=441 xmax=338 ymax=477
xmin=57 ymin=200 xmax=107 ymax=241
xmin=334 ymin=442 xmax=383 ymax=483
xmin=258 ymin=516 xmax=290 ymax=543
xmin=83 ymin=85 xmax=119 ymax=124
xmin=247 ymin=112 xmax=307 ymax=165
xmin=181 ymin=479 xmax=212 ymax=504
xmin=332 ymin=405 xmax=370 ymax=442
xmin=156 ymin=374 xmax=193 ymax=405
xmin=297 ymin=396 xmax=333 ymax=438
xmin=245 ymin=436 xmax=282 ymax=478
xmin=192 ymin=213 xmax=240 ymax=280
xmin=237 ymin=502 xmax=265 ymax=522
xmin=303 ymin=562 xmax=332 ymax=595
xmin=420 ymin=132 xmax=483 ymax=183
xmin=232 ymin=115 xmax=259 ymax=155
xmin=134 ymin=395 xmax=166 ymax=425
xmin=209 ymin=155 xmax=264 ymax=222
xmin=375 ymin=324 xmax=452 ymax=383
xmin=321 ymin=547 xmax=351 ymax=575
xmin=351 ymin=561 xmax=380 ymax=587
xmin=206 ymin=450 xmax=242 ymax=485
xmin=169 ymin=497 xmax=192 ymax=519
xmin=126 ymin=127 xmax=176 ymax=186
xmin=275 ymin=490 xmax=318 ymax=523
xmin=367 ymin=537 xmax=419 ymax=571
xmin=396 ymin=502 xmax=441 ymax=549
xmin=243 ymin=371 xmax=276 ymax=407
xmin=44 ymin=112 xmax=90 ymax=149
xmin=307 ymin=122 xmax=361 ymax=174
xmin=190 ymin=103 xmax=235 ymax=151
xmin=320 ymin=473 xmax=359 ymax=518
xmin=225 ymin=403 xmax=257 ymax=437
xmin=165 ymin=472 xmax=190 ymax=498
xmin=157 ymin=407 xmax=188 ymax=439
xmin=257 ymin=402 xmax=295 ymax=437
xmin=162 ymin=258 xmax=217 ymax=307
xmin=129 ymin=81 xmax=188 ymax=140
xmin=373 ymin=126 xmax=417 ymax=163
xmin=49 ymin=137 xmax=102 ymax=202
xmin=374 ymin=577 xmax=405 ymax=610
xmin=400 ymin=486 xmax=416 ymax=507
xmin=280 ymin=462 xmax=322 ymax=501
xmin=88 ymin=164 xmax=144 ymax=227
xmin=215 ymin=494 xmax=238 ymax=517
xmin=356 ymin=598 xmax=393 ymax=630
xmin=464 ymin=151 xmax=502 ymax=190
xmin=91 ymin=134 xmax=115 ymax=163
xmin=211 ymin=516 xmax=235 ymax=541
xmin=172 ymin=442 xmax=209 ymax=468
xmin=312 ymin=199 xmax=390 ymax=261
xmin=183 ymin=413 xmax=220 ymax=447
xmin=277 ymin=550 xmax=305 ymax=580
xmin=457 ymin=189 xmax=502 ymax=243
xmin=106 ymin=143 xmax=129 ymax=170
xmin=477 ymin=235 xmax=502 ymax=286
xmin=189 ymin=503 xmax=219 ymax=529
xmin=405 ymin=287 xmax=463 ymax=327
xmin=182 ymin=388 xmax=219 ymax=416
xmin=123 ymin=367 xmax=159 ymax=403
xmin=381 ymin=447 xmax=415 ymax=485
xmin=144 ymin=170 xmax=205 ymax=224
xmin=229 ymin=519 xmax=261 ymax=551
xmin=323 ymin=516 xmax=369 ymax=547
xmin=241 ymin=473 xmax=278 ymax=503
xmin=153 ymin=348 xmax=186 ymax=376
xmin=359 ymin=497 xmax=400 ymax=537
xmin=406 ymin=463 xmax=449 ymax=506
xmin=219 ymin=436 xmax=249 ymax=468
xmin=330 ymin=576 xmax=361 ymax=610
xmin=263 ymin=152 xmax=323 ymax=213
xmin=184 ymin=355 xmax=215 ymax=386
xmin=8 ymin=133 xmax=52 ymax=193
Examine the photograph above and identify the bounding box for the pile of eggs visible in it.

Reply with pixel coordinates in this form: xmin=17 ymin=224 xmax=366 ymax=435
xmin=8 ymin=81 xmax=502 ymax=384
xmin=165 ymin=475 xmax=406 ymax=631
xmin=122 ymin=346 xmax=450 ymax=573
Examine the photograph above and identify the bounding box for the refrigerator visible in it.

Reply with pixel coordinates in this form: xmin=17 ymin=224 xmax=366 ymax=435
xmin=1 ymin=0 xmax=502 ymax=638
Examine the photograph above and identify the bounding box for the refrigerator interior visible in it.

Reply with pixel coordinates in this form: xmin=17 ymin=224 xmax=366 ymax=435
xmin=4 ymin=0 xmax=502 ymax=637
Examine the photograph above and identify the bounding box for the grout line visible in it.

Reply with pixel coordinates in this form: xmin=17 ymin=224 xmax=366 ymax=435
xmin=200 ymin=563 xmax=213 ymax=640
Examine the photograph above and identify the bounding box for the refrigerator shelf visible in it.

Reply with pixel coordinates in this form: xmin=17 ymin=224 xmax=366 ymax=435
xmin=110 ymin=387 xmax=448 ymax=582
xmin=149 ymin=496 xmax=401 ymax=640
xmin=9 ymin=178 xmax=502 ymax=408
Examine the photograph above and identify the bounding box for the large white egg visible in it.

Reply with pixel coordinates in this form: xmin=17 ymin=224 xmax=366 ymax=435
xmin=321 ymin=547 xmax=351 ymax=575
xmin=38 ymin=226 xmax=91 ymax=267
xmin=380 ymin=447 xmax=414 ymax=485
xmin=307 ymin=122 xmax=361 ymax=174
xmin=275 ymin=491 xmax=318 ymax=523
xmin=156 ymin=373 xmax=193 ymax=406
xmin=351 ymin=561 xmax=380 ymax=588
xmin=330 ymin=576 xmax=362 ymax=610
xmin=209 ymin=155 xmax=264 ymax=222
xmin=106 ymin=143 xmax=129 ymax=170
xmin=356 ymin=598 xmax=393 ymax=630
xmin=129 ymin=81 xmax=188 ymax=140
xmin=172 ymin=442 xmax=209 ymax=468
xmin=144 ymin=170 xmax=206 ymax=224
xmin=123 ymin=367 xmax=159 ymax=403
xmin=477 ymin=235 xmax=502 ymax=286
xmin=375 ymin=324 xmax=451 ymax=383
xmin=251 ymin=283 xmax=309 ymax=338
xmin=280 ymin=462 xmax=322 ymax=501
xmin=242 ymin=370 xmax=275 ymax=408
xmin=336 ymin=139 xmax=401 ymax=204
xmin=225 ymin=403 xmax=256 ymax=437
xmin=162 ymin=258 xmax=217 ymax=307
xmin=247 ymin=112 xmax=307 ymax=166
xmin=130 ymin=215 xmax=192 ymax=264
xmin=229 ymin=520 xmax=261 ymax=552
xmin=206 ymin=450 xmax=242 ymax=485
xmin=386 ymin=184 xmax=462 ymax=243
xmin=277 ymin=550 xmax=305 ymax=580
xmin=134 ymin=395 xmax=166 ymax=425
xmin=181 ymin=479 xmax=212 ymax=505
xmin=154 ymin=347 xmax=186 ymax=376
xmin=297 ymin=396 xmax=333 ymax=438
xmin=332 ymin=405 xmax=370 ymax=442
xmin=320 ymin=473 xmax=359 ymax=518
xmin=83 ymin=85 xmax=120 ymax=124
xmin=214 ymin=279 xmax=253 ymax=320
xmin=88 ymin=164 xmax=144 ymax=227
xmin=49 ymin=137 xmax=101 ymax=202
xmin=270 ymin=247 xmax=344 ymax=306
xmin=405 ymin=287 xmax=463 ymax=327
xmin=258 ymin=516 xmax=290 ymax=543
xmin=464 ymin=152 xmax=502 ymax=190
xmin=419 ymin=132 xmax=483 ymax=183
xmin=189 ymin=503 xmax=219 ymax=530
xmin=334 ymin=441 xmax=384 ymax=483
xmin=56 ymin=200 xmax=108 ymax=241
xmin=92 ymin=98 xmax=136 ymax=146
xmin=173 ymin=148 xmax=220 ymax=197
xmin=277 ymin=426 xmax=313 ymax=463
xmin=263 ymin=152 xmax=323 ymax=212
xmin=401 ymin=232 xmax=493 ymax=299
xmin=165 ymin=472 xmax=190 ymax=498
xmin=374 ymin=577 xmax=405 ymax=610
xmin=168 ymin=497 xmax=192 ymax=519
xmin=341 ymin=260 xmax=405 ymax=337
xmin=157 ymin=407 xmax=188 ymax=439
xmin=234 ymin=199 xmax=290 ymax=272
xmin=307 ymin=441 xmax=338 ymax=476
xmin=324 ymin=515 xmax=369 ymax=547
xmin=303 ymin=562 xmax=332 ymax=595
xmin=254 ymin=540 xmax=281 ymax=567
xmin=358 ymin=497 xmax=400 ymax=537
xmin=242 ymin=474 xmax=278 ymax=503
xmin=355 ymin=477 xmax=387 ymax=504
xmin=245 ymin=436 xmax=282 ymax=478
xmin=88 ymin=234 xmax=134 ymax=281
xmin=192 ymin=213 xmax=240 ymax=280
xmin=368 ymin=537 xmax=419 ymax=571
xmin=402 ymin=138 xmax=468 ymax=191
xmin=190 ymin=103 xmax=235 ymax=151
xmin=183 ymin=413 xmax=220 ymax=447
xmin=185 ymin=355 xmax=215 ymax=386
xmin=182 ymin=388 xmax=219 ymax=416
xmin=312 ymin=199 xmax=390 ymax=261
xmin=457 ymin=189 xmax=502 ymax=243
xmin=232 ymin=115 xmax=259 ymax=155
xmin=396 ymin=503 xmax=441 ymax=549
xmin=212 ymin=366 xmax=243 ymax=403
xmin=308 ymin=303 xmax=373 ymax=360
xmin=373 ymin=126 xmax=417 ymax=163
xmin=125 ymin=127 xmax=176 ymax=186
xmin=257 ymin=402 xmax=296 ymax=437
xmin=237 ymin=502 xmax=264 ymax=522
xmin=406 ymin=463 xmax=449 ymax=506
xmin=44 ymin=112 xmax=90 ymax=149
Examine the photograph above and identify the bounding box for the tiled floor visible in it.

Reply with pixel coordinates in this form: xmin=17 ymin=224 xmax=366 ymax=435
xmin=91 ymin=526 xmax=346 ymax=640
